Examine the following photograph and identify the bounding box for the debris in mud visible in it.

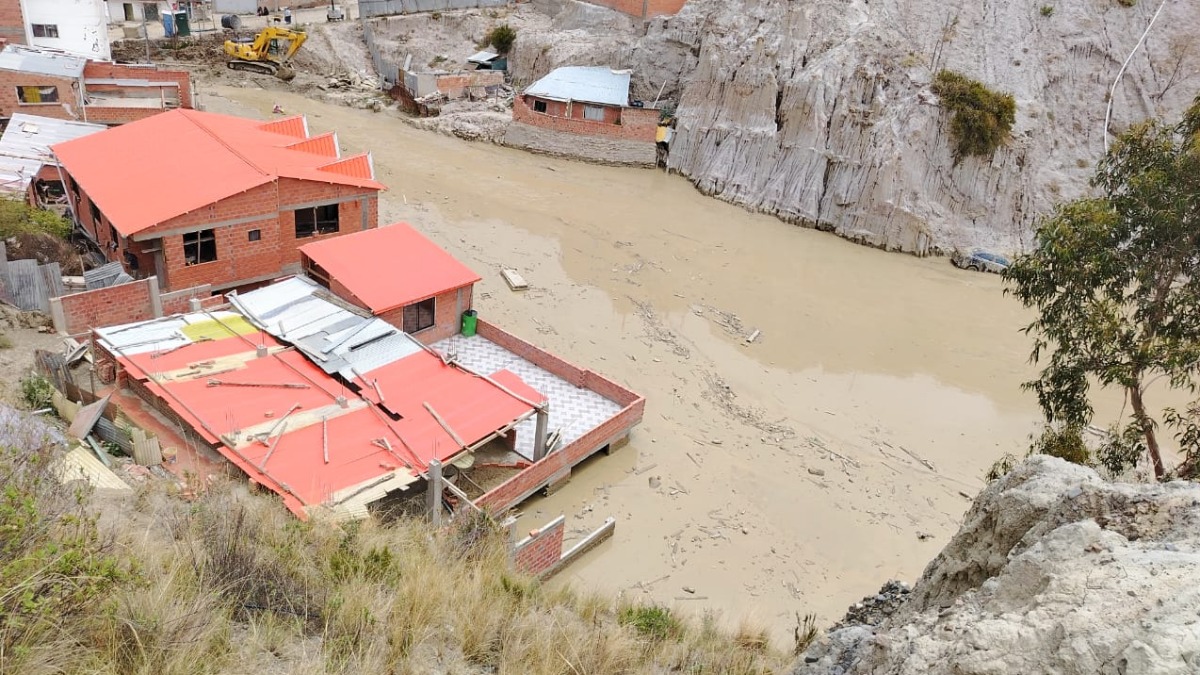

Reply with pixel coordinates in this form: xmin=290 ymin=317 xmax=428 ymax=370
xmin=631 ymin=298 xmax=690 ymax=358
xmin=701 ymin=370 xmax=794 ymax=439
xmin=831 ymin=580 xmax=912 ymax=630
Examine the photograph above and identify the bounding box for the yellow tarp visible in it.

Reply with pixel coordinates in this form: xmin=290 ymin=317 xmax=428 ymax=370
xmin=181 ymin=315 xmax=258 ymax=341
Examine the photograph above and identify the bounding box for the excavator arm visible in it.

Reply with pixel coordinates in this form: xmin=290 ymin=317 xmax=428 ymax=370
xmin=224 ymin=26 xmax=307 ymax=81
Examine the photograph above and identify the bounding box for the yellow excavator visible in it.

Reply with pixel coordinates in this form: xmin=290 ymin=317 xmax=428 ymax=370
xmin=224 ymin=26 xmax=307 ymax=81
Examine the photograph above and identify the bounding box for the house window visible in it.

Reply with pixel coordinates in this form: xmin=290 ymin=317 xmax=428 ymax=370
xmin=583 ymin=105 xmax=605 ymax=121
xmin=31 ymin=24 xmax=59 ymax=38
xmin=402 ymin=298 xmax=435 ymax=333
xmin=16 ymin=86 xmax=59 ymax=104
xmin=533 ymin=99 xmax=547 ymax=113
xmin=294 ymin=204 xmax=339 ymax=238
xmin=109 ymin=224 xmax=119 ymax=247
xmin=248 ymin=229 xmax=261 ymax=242
xmin=89 ymin=200 xmax=102 ymax=226
xmin=183 ymin=229 xmax=216 ymax=265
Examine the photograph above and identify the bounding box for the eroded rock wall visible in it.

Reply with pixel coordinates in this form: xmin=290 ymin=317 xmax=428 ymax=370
xmin=793 ymin=456 xmax=1200 ymax=674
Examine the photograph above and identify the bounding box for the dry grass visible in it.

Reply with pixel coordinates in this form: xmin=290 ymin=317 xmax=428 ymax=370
xmin=0 ymin=406 xmax=795 ymax=674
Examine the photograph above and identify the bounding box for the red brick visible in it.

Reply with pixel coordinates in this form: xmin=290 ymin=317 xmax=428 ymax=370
xmin=513 ymin=95 xmax=659 ymax=143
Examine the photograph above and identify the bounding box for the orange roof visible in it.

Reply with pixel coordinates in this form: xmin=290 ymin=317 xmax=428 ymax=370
xmin=52 ymin=109 xmax=384 ymax=237
xmin=300 ymin=223 xmax=482 ymax=314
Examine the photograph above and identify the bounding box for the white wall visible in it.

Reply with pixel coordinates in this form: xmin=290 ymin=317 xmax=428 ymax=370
xmin=104 ymin=1 xmax=168 ymax=24
xmin=21 ymin=0 xmax=110 ymax=60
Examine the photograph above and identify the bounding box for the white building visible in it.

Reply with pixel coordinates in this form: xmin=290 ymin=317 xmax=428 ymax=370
xmin=19 ymin=0 xmax=110 ymax=61
xmin=104 ymin=1 xmax=165 ymax=24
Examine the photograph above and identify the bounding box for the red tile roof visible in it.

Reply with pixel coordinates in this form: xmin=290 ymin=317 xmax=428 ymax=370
xmin=52 ymin=109 xmax=384 ymax=237
xmin=115 ymin=331 xmax=539 ymax=518
xmin=356 ymin=350 xmax=546 ymax=466
xmin=300 ymin=223 xmax=481 ymax=314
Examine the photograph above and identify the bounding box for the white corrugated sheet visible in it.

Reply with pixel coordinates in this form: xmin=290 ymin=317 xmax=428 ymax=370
xmin=523 ymin=66 xmax=631 ymax=107
xmin=3 ymin=113 xmax=106 ymax=161
xmin=0 ymin=45 xmax=86 ymax=78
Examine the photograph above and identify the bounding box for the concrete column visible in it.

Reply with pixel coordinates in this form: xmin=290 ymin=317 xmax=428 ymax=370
xmin=533 ymin=405 xmax=549 ymax=462
xmin=148 ymin=276 xmax=163 ymax=318
xmin=426 ymin=459 xmax=443 ymax=526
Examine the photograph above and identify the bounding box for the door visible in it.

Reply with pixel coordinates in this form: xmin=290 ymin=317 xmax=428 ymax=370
xmin=123 ymin=3 xmax=135 ymax=21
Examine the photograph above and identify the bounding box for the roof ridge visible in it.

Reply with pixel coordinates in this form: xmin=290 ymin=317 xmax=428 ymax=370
xmin=179 ymin=109 xmax=271 ymax=178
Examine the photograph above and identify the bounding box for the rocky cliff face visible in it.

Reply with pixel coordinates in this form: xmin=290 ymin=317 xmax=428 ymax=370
xmin=792 ymin=456 xmax=1200 ymax=674
xmin=516 ymin=0 xmax=1200 ymax=254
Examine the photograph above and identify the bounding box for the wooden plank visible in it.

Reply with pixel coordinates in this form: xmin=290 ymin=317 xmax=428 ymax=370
xmin=500 ymin=268 xmax=528 ymax=291
xmin=67 ymin=394 xmax=110 ymax=440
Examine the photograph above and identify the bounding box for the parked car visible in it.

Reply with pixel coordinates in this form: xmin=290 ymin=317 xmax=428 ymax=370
xmin=951 ymin=249 xmax=1010 ymax=274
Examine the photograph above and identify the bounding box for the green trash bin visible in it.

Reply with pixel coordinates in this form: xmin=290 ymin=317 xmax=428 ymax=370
xmin=174 ymin=11 xmax=190 ymax=37
xmin=461 ymin=309 xmax=478 ymax=337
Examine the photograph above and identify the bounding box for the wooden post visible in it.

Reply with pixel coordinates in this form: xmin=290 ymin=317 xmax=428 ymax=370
xmin=533 ymin=404 xmax=549 ymax=462
xmin=426 ymin=459 xmax=443 ymax=526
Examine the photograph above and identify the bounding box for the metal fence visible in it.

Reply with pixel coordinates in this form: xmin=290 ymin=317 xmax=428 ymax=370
xmin=362 ymin=20 xmax=399 ymax=87
xmin=0 ymin=242 xmax=65 ymax=313
xmin=358 ymin=0 xmax=507 ymax=18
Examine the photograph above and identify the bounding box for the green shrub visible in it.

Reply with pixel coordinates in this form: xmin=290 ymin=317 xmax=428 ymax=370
xmin=0 ymin=198 xmax=71 ymax=240
xmin=931 ymin=70 xmax=1017 ymax=161
xmin=0 ymin=334 xmax=11 ymax=349
xmin=20 ymin=375 xmax=54 ymax=410
xmin=1040 ymin=5 xmax=1054 ymax=16
xmin=619 ymin=604 xmax=680 ymax=642
xmin=1031 ymin=424 xmax=1091 ymax=465
xmin=486 ymin=23 xmax=517 ymax=55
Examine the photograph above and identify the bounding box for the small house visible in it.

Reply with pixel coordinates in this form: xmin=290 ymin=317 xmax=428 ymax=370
xmin=300 ymin=223 xmax=480 ymax=345
xmin=0 ymin=112 xmax=105 ymax=206
xmin=53 ymin=108 xmax=384 ymax=293
xmin=513 ymin=66 xmax=660 ymax=144
xmin=0 ymin=45 xmax=193 ymax=125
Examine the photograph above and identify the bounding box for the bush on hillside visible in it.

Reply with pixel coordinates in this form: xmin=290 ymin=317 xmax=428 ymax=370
xmin=487 ymin=24 xmax=517 ymax=55
xmin=931 ymin=70 xmax=1017 ymax=161
xmin=0 ymin=198 xmax=71 ymax=240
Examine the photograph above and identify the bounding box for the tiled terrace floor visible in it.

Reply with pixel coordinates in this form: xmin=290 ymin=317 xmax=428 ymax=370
xmin=433 ymin=334 xmax=621 ymax=461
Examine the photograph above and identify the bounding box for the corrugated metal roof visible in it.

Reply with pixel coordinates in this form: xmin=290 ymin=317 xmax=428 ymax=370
xmin=229 ymin=276 xmax=420 ymax=378
xmin=0 ymin=155 xmax=41 ymax=194
xmin=52 ymin=110 xmax=384 ymax=237
xmin=523 ymin=66 xmax=631 ymax=107
xmin=299 ymin=223 xmax=481 ymax=314
xmin=2 ymin=114 xmax=105 ymax=161
xmin=467 ymin=50 xmax=499 ymax=64
xmin=0 ymin=45 xmax=86 ymax=78
xmin=84 ymin=261 xmax=133 ymax=289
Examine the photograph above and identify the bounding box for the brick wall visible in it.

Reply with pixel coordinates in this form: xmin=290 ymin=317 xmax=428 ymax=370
xmin=159 ymin=284 xmax=217 ymax=315
xmin=51 ymin=276 xmax=217 ymax=334
xmin=376 ymin=286 xmax=473 ymax=345
xmin=527 ymin=96 xmax=622 ymax=124
xmin=83 ymin=61 xmax=193 ymax=110
xmin=433 ymin=70 xmax=505 ymax=99
xmin=512 ymin=515 xmax=565 ymax=576
xmin=513 ymin=95 xmax=658 ymax=144
xmin=474 ymin=319 xmax=646 ymax=512
xmin=578 ymin=0 xmax=685 ymax=17
xmin=0 ymin=69 xmax=80 ymax=119
xmin=0 ymin=0 xmax=24 ymax=47
xmin=53 ymin=277 xmax=156 ymax=334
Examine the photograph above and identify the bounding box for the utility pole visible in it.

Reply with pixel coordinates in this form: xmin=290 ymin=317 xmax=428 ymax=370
xmin=141 ymin=7 xmax=151 ymax=63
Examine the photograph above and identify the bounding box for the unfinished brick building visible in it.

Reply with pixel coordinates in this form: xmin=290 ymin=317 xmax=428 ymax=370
xmin=0 ymin=45 xmax=192 ymax=124
xmin=300 ymin=223 xmax=480 ymax=345
xmin=53 ymin=108 xmax=383 ymax=293
xmin=581 ymin=0 xmax=686 ymax=19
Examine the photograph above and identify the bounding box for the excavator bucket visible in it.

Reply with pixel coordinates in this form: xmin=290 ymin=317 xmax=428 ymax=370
xmin=275 ymin=66 xmax=296 ymax=82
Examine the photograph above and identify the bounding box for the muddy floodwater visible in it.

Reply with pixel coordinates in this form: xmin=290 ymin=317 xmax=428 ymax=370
xmin=206 ymin=85 xmax=1061 ymax=642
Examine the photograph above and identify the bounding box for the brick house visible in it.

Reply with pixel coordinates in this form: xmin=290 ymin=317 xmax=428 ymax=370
xmin=0 ymin=0 xmax=24 ymax=49
xmin=513 ymin=66 xmax=659 ymax=144
xmin=579 ymin=0 xmax=686 ymax=18
xmin=0 ymin=45 xmax=192 ymax=124
xmin=299 ymin=223 xmax=480 ymax=345
xmin=52 ymin=108 xmax=384 ymax=293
